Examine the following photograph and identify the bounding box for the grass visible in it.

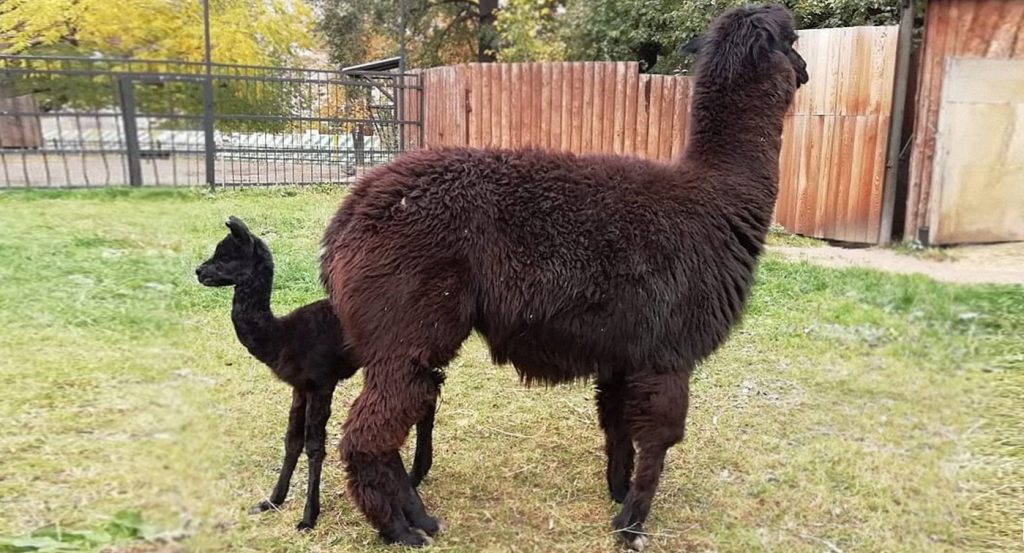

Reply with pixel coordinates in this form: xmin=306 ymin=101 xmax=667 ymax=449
xmin=890 ymin=240 xmax=959 ymax=262
xmin=765 ymin=224 xmax=826 ymax=248
xmin=0 ymin=187 xmax=1020 ymax=552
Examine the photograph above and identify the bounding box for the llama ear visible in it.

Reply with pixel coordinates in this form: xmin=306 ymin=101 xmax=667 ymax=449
xmin=677 ymin=35 xmax=705 ymax=56
xmin=225 ymin=216 xmax=253 ymax=248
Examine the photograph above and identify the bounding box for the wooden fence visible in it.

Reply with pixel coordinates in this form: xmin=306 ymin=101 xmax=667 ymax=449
xmin=404 ymin=26 xmax=899 ymax=243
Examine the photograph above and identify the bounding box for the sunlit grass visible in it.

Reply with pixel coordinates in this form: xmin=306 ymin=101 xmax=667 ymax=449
xmin=0 ymin=187 xmax=1020 ymax=552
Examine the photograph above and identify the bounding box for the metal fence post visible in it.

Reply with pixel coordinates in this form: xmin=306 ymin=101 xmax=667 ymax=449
xmin=202 ymin=0 xmax=216 ymax=188
xmin=117 ymin=78 xmax=143 ymax=187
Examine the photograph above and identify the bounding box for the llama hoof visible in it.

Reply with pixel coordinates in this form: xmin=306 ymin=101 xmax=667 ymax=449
xmin=250 ymin=500 xmax=281 ymax=514
xmin=380 ymin=526 xmax=433 ymax=547
xmin=626 ymin=534 xmax=649 ymax=551
xmin=412 ymin=528 xmax=434 ymax=545
xmin=613 ymin=516 xmax=648 ymax=551
xmin=296 ymin=520 xmax=316 ymax=532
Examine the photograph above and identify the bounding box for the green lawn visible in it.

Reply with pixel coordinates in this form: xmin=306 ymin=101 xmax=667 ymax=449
xmin=0 ymin=187 xmax=1020 ymax=552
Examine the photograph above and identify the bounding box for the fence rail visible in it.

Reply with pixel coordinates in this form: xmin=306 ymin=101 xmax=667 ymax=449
xmin=0 ymin=55 xmax=420 ymax=187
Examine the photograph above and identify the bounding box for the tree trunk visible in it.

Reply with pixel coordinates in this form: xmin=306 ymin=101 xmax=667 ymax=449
xmin=478 ymin=0 xmax=498 ymax=62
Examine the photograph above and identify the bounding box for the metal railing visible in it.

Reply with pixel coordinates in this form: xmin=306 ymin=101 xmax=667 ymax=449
xmin=0 ymin=55 xmax=422 ymax=188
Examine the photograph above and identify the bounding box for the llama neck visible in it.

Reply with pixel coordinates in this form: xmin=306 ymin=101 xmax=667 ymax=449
xmin=230 ymin=258 xmax=279 ymax=365
xmin=682 ymin=77 xmax=790 ymax=180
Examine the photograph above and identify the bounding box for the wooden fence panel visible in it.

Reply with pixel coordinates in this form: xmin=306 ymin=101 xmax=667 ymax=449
xmin=415 ymin=25 xmax=898 ymax=243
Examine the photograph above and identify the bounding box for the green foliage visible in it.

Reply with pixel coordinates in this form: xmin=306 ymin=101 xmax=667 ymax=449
xmin=1 ymin=0 xmax=315 ymax=131
xmin=0 ymin=510 xmax=177 ymax=552
xmin=319 ymin=0 xmax=491 ymax=67
xmin=560 ymin=0 xmax=902 ymax=73
xmin=494 ymin=0 xmax=566 ymax=62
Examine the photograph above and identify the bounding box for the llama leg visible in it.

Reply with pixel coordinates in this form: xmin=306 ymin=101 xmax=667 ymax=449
xmin=342 ymin=368 xmax=445 ymax=546
xmin=596 ymin=374 xmax=634 ymax=503
xmin=408 ymin=397 xmax=436 ymax=488
xmin=297 ymin=387 xmax=334 ymax=530
xmin=252 ymin=388 xmax=306 ymax=514
xmin=612 ymin=371 xmax=691 ymax=551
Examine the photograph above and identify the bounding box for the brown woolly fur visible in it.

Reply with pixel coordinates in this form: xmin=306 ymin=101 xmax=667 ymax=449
xmin=319 ymin=4 xmax=808 ymax=549
xmin=195 ymin=216 xmax=437 ymax=532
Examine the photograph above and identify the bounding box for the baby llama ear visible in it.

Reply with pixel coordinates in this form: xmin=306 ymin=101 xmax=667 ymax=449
xmin=677 ymin=34 xmax=706 ymax=56
xmin=226 ymin=216 xmax=254 ymax=247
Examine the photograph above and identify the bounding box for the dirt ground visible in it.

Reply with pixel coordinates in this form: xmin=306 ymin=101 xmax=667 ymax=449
xmin=770 ymin=241 xmax=1024 ymax=285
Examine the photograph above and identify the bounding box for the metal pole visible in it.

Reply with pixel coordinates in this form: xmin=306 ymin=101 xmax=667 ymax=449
xmin=202 ymin=0 xmax=216 ymax=188
xmin=397 ymin=0 xmax=407 ymax=152
xmin=878 ymin=0 xmax=914 ymax=245
xmin=118 ymin=78 xmax=143 ymax=187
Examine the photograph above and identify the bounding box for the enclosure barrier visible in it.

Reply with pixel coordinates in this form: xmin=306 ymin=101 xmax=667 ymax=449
xmin=0 ymin=55 xmax=421 ymax=187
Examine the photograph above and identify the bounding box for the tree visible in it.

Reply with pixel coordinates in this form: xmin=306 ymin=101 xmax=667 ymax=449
xmin=0 ymin=0 xmax=315 ymax=64
xmin=494 ymin=0 xmax=565 ymax=63
xmin=560 ymin=0 xmax=903 ymax=73
xmin=318 ymin=0 xmax=500 ymax=67
xmin=1 ymin=0 xmax=317 ymax=132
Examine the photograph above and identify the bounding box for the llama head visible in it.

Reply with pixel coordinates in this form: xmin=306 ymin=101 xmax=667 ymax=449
xmin=195 ymin=216 xmax=268 ymax=287
xmin=680 ymin=4 xmax=809 ymax=89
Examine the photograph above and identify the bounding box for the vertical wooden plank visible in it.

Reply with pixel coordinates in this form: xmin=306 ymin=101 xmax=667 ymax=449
xmin=612 ymin=62 xmax=628 ymax=154
xmin=868 ymin=26 xmax=892 ymax=116
xmin=866 ymin=114 xmax=890 ymax=242
xmin=659 ymin=77 xmax=676 ymax=161
xmin=792 ymin=29 xmax=814 ymax=115
xmin=540 ymin=64 xmax=551 ymax=149
xmin=601 ymin=63 xmax=616 ymax=152
xmin=570 ymin=63 xmax=584 ymax=153
xmin=840 ymin=117 xmax=868 ymax=242
xmin=833 ymin=116 xmax=857 ymax=239
xmin=670 ymin=77 xmax=687 ymax=158
xmin=623 ymin=64 xmax=639 ymax=155
xmin=801 ymin=116 xmax=825 ymax=234
xmin=532 ymin=64 xmax=544 ymax=147
xmin=523 ymin=63 xmax=534 ymax=147
xmin=855 ymin=114 xmax=881 ymax=242
xmin=646 ymin=76 xmax=664 ymax=159
xmin=458 ymin=67 xmax=469 ymax=145
xmin=589 ymin=63 xmax=604 ymax=153
xmin=850 ymin=28 xmax=869 ymax=116
xmin=812 ymin=29 xmax=831 ymax=115
xmin=561 ymin=62 xmax=574 ymax=152
xmin=966 ymin=0 xmax=1003 ymax=55
xmin=792 ymin=115 xmax=810 ymax=233
xmin=510 ymin=64 xmax=522 ymax=148
xmin=635 ymin=75 xmax=651 ymax=158
xmin=446 ymin=67 xmax=454 ymax=145
xmin=467 ymin=65 xmax=478 ymax=146
xmin=522 ymin=63 xmax=534 ymax=146
xmin=426 ymin=69 xmax=437 ymax=146
xmin=480 ymin=65 xmax=492 ymax=147
xmin=500 ymin=64 xmax=511 ymax=148
xmin=989 ymin=2 xmax=1024 ymax=57
xmin=681 ymin=78 xmax=694 ymax=151
xmin=790 ymin=116 xmax=810 ymax=232
xmin=821 ymin=116 xmax=844 ymax=238
xmin=774 ymin=116 xmax=796 ymax=228
xmin=549 ymin=63 xmax=561 ymax=151
xmin=581 ymin=63 xmax=595 ymax=153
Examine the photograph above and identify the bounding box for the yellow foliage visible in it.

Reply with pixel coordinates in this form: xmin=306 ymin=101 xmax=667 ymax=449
xmin=0 ymin=0 xmax=315 ymax=67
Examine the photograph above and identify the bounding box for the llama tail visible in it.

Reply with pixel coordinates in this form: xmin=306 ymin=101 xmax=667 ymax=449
xmin=319 ymin=200 xmax=356 ymax=297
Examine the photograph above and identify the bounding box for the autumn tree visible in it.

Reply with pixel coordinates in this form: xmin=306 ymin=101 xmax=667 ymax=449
xmin=0 ymin=0 xmax=316 ymax=130
xmin=560 ymin=0 xmax=904 ymax=73
xmin=318 ymin=0 xmax=499 ymax=67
